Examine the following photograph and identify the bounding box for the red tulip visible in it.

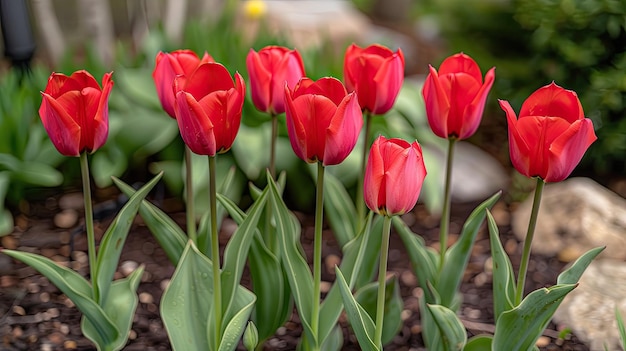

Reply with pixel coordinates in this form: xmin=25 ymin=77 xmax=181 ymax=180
xmin=153 ymin=50 xmax=214 ymax=118
xmin=343 ymin=43 xmax=405 ymax=115
xmin=499 ymin=82 xmax=597 ymax=182
xmin=174 ymin=62 xmax=245 ymax=156
xmin=422 ymin=52 xmax=495 ymax=140
xmin=364 ymin=136 xmax=427 ymax=216
xmin=246 ymin=46 xmax=305 ymax=115
xmin=39 ymin=70 xmax=113 ymax=157
xmin=284 ymin=77 xmax=363 ymax=166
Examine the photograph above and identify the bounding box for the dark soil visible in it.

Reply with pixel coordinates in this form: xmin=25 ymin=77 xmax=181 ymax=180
xmin=0 ymin=185 xmax=590 ymax=351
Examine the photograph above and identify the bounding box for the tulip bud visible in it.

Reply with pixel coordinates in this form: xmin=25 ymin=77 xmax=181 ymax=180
xmin=246 ymin=46 xmax=305 ymax=115
xmin=153 ymin=50 xmax=214 ymax=118
xmin=174 ymin=62 xmax=245 ymax=156
xmin=284 ymin=77 xmax=363 ymax=166
xmin=343 ymin=43 xmax=405 ymax=115
xmin=422 ymin=52 xmax=495 ymax=140
xmin=364 ymin=136 xmax=427 ymax=216
xmin=500 ymin=82 xmax=597 ymax=182
xmin=39 ymin=70 xmax=113 ymax=157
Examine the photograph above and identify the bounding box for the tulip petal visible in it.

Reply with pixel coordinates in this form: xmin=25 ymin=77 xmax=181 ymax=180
xmin=323 ymin=92 xmax=363 ymax=165
xmin=363 ymin=137 xmax=386 ymax=214
xmin=246 ymin=49 xmax=272 ymax=113
xmin=519 ymin=82 xmax=584 ymax=123
xmin=445 ymin=73 xmax=481 ymax=138
xmin=175 ymin=91 xmax=216 ymax=156
xmin=371 ymin=51 xmax=404 ymax=114
xmin=439 ymin=53 xmax=483 ymax=83
xmin=91 ymin=72 xmax=113 ymax=152
xmin=385 ymin=141 xmax=424 ymax=215
xmin=39 ymin=93 xmax=81 ymax=156
xmin=500 ymin=99 xmax=532 ymax=178
xmin=461 ymin=66 xmax=495 ymax=139
xmin=184 ymin=63 xmax=235 ymax=102
xmin=545 ymin=119 xmax=597 ymax=182
xmin=284 ymin=84 xmax=309 ymax=162
xmin=422 ymin=65 xmax=451 ymax=138
xmin=270 ymin=51 xmax=305 ymax=114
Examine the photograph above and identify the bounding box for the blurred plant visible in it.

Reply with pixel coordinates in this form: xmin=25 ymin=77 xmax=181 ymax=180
xmin=414 ymin=0 xmax=626 ymax=175
xmin=0 ymin=67 xmax=64 ymax=235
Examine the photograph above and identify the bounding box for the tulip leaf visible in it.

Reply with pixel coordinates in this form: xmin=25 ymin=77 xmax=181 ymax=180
xmin=321 ymin=325 xmax=344 ymax=351
xmin=316 ymin=212 xmax=376 ymax=348
xmin=13 ymin=161 xmax=63 ymax=187
xmin=616 ymin=308 xmax=626 ymax=350
xmin=161 ymin=241 xmax=213 ymax=351
xmin=1 ymin=249 xmax=119 ymax=347
xmin=425 ymin=304 xmax=467 ymax=351
xmin=493 ymin=284 xmax=577 ymax=351
xmin=95 ymin=172 xmax=162 ymax=304
xmin=335 ymin=266 xmax=379 ymax=351
xmin=354 ymin=275 xmax=403 ymax=345
xmin=113 ymin=177 xmax=187 ymax=265
xmin=439 ymin=191 xmax=501 ymax=308
xmin=557 ymin=246 xmax=604 ymax=285
xmin=0 ymin=172 xmax=12 ymax=236
xmin=393 ymin=216 xmax=439 ymax=303
xmin=82 ymin=266 xmax=144 ymax=351
xmin=487 ymin=210 xmax=516 ymax=321
xmin=463 ymin=335 xmax=493 ymax=351
xmin=268 ymin=174 xmax=316 ymax=345
xmin=323 ymin=171 xmax=358 ymax=249
xmin=221 ymin=184 xmax=268 ymax=324
xmin=219 ymin=286 xmax=256 ymax=351
xmin=91 ymin=144 xmax=128 ymax=187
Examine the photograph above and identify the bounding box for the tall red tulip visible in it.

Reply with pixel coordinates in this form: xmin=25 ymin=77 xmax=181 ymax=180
xmin=284 ymin=77 xmax=363 ymax=166
xmin=153 ymin=50 xmax=214 ymax=118
xmin=422 ymin=52 xmax=495 ymax=140
xmin=39 ymin=70 xmax=113 ymax=157
xmin=246 ymin=46 xmax=305 ymax=115
xmin=343 ymin=43 xmax=405 ymax=115
xmin=174 ymin=62 xmax=245 ymax=156
xmin=499 ymin=82 xmax=597 ymax=182
xmin=364 ymin=136 xmax=426 ymax=216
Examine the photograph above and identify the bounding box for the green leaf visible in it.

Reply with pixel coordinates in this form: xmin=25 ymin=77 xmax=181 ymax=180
xmin=335 ymin=267 xmax=379 ymax=351
xmin=493 ymin=284 xmax=577 ymax=351
xmin=243 ymin=321 xmax=259 ymax=351
xmin=464 ymin=335 xmax=493 ymax=351
xmin=354 ymin=275 xmax=403 ymax=345
xmin=425 ymin=304 xmax=467 ymax=351
xmin=616 ymin=308 xmax=626 ymax=350
xmin=219 ymin=286 xmax=256 ymax=351
xmin=313 ymin=213 xmax=379 ymax=349
xmin=95 ymin=172 xmax=163 ymax=304
xmin=486 ymin=210 xmax=515 ymax=321
xmin=323 ymin=171 xmax=357 ymax=249
xmin=113 ymin=177 xmax=187 ymax=265
xmin=221 ymin=185 xmax=268 ymax=324
xmin=439 ymin=191 xmax=501 ymax=308
xmin=557 ymin=246 xmax=605 ymax=285
xmin=161 ymin=241 xmax=213 ymax=351
xmin=13 ymin=161 xmax=63 ymax=187
xmin=393 ymin=216 xmax=439 ymax=303
xmin=82 ymin=266 xmax=145 ymax=351
xmin=2 ymin=250 xmax=119 ymax=348
xmin=268 ymin=174 xmax=316 ymax=345
xmin=321 ymin=325 xmax=344 ymax=351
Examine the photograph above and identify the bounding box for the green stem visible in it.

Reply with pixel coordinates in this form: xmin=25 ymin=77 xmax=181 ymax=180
xmin=209 ymin=155 xmax=222 ymax=349
xmin=311 ymin=161 xmax=325 ymax=350
xmin=438 ymin=138 xmax=456 ymax=270
xmin=356 ymin=112 xmax=372 ymax=229
xmin=269 ymin=113 xmax=278 ymax=178
xmin=515 ymin=178 xmax=544 ymax=305
xmin=374 ymin=215 xmax=392 ymax=348
xmin=185 ymin=146 xmax=197 ymax=243
xmin=79 ymin=152 xmax=98 ymax=302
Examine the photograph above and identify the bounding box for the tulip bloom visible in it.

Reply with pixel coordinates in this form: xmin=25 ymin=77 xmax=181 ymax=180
xmin=285 ymin=77 xmax=363 ymax=166
xmin=246 ymin=46 xmax=305 ymax=115
xmin=343 ymin=43 xmax=405 ymax=115
xmin=364 ymin=136 xmax=426 ymax=216
xmin=39 ymin=70 xmax=113 ymax=157
xmin=422 ymin=52 xmax=495 ymax=140
xmin=153 ymin=50 xmax=214 ymax=118
xmin=174 ymin=62 xmax=245 ymax=156
xmin=500 ymin=82 xmax=597 ymax=183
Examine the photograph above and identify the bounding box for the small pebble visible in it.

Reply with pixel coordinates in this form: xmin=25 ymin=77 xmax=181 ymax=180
xmin=58 ymin=193 xmax=84 ymax=210
xmin=325 ymin=254 xmax=341 ymax=274
xmin=13 ymin=305 xmax=26 ymax=316
xmin=536 ymin=336 xmax=550 ymax=347
xmin=401 ymin=309 xmax=412 ymax=321
xmin=320 ymin=281 xmax=331 ymax=294
xmin=40 ymin=343 xmax=52 ymax=351
xmin=1 ymin=235 xmax=18 ymax=250
xmin=54 ymin=209 xmax=79 ymax=229
xmin=139 ymin=292 xmax=153 ymax=304
xmin=63 ymin=340 xmax=77 ymax=349
xmin=160 ymin=279 xmax=170 ymax=291
xmin=400 ymin=270 xmax=417 ymax=287
xmin=120 ymin=260 xmax=139 ymax=277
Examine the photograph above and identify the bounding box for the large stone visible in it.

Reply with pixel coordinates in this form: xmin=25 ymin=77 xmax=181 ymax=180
xmin=512 ymin=177 xmax=626 ymax=260
xmin=450 ymin=141 xmax=508 ymax=203
xmin=554 ymin=259 xmax=626 ymax=350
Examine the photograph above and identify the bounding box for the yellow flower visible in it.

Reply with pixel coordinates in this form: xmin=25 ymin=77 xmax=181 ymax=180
xmin=244 ymin=0 xmax=267 ymax=19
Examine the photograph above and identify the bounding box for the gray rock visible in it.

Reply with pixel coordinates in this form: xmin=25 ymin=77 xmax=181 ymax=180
xmin=512 ymin=177 xmax=626 ymax=261
xmin=554 ymin=259 xmax=626 ymax=350
xmin=451 ymin=141 xmax=508 ymax=203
